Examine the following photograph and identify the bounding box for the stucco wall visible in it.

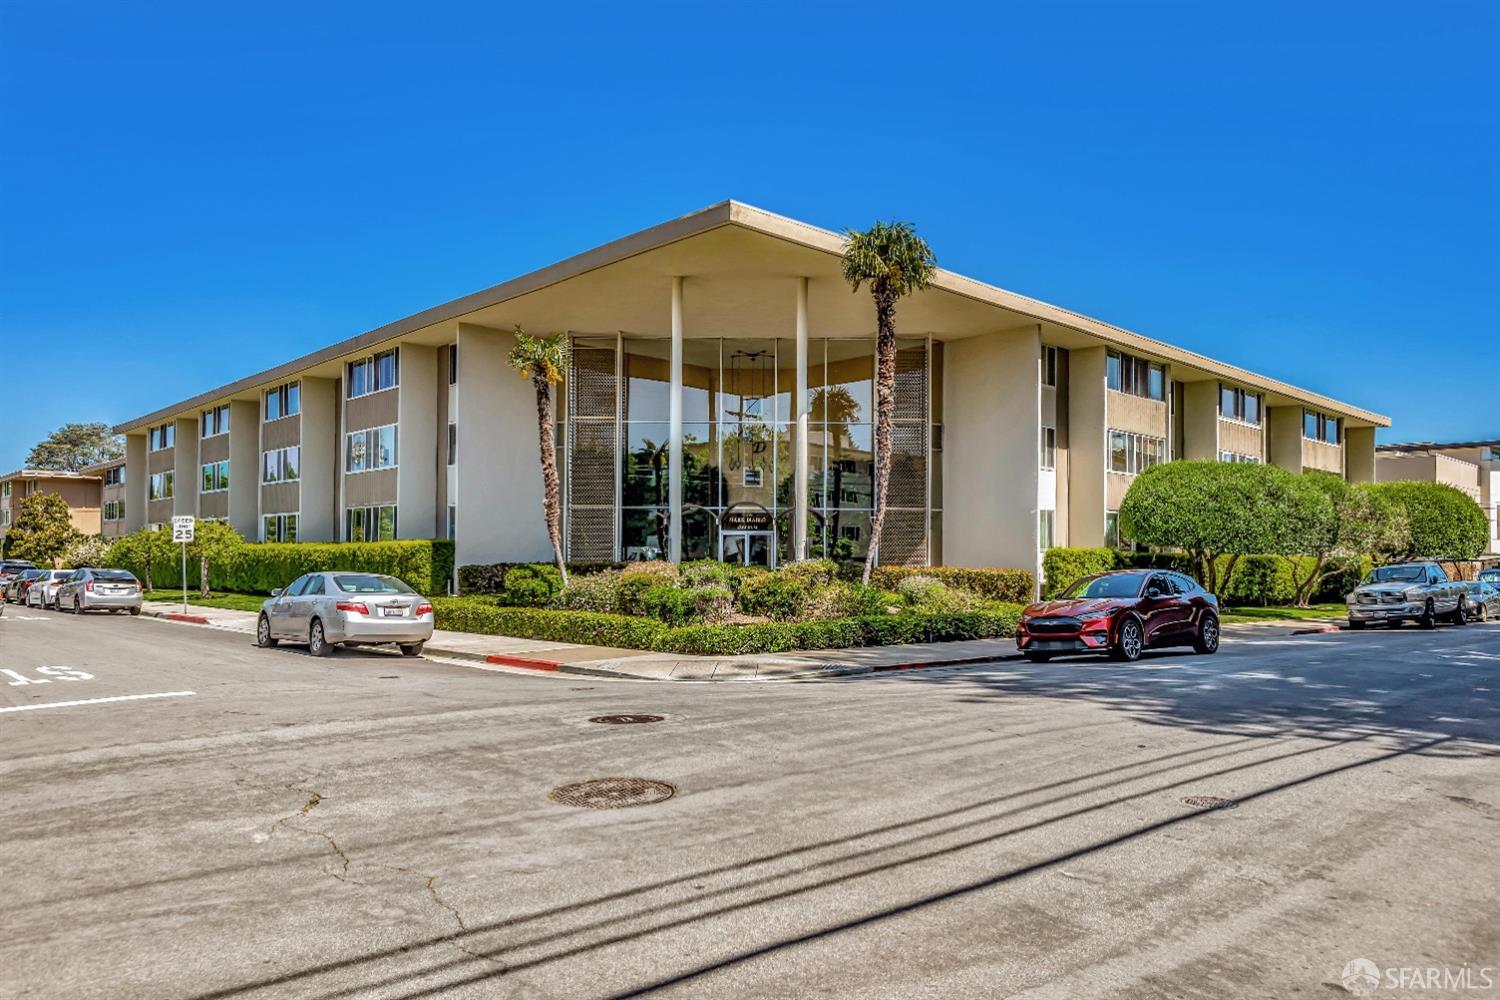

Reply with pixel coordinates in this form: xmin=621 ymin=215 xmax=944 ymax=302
xmin=1345 ymin=426 xmax=1376 ymax=483
xmin=228 ymin=399 xmax=260 ymax=539
xmin=173 ymin=417 xmax=198 ymax=518
xmin=346 ymin=387 xmax=399 ymax=432
xmin=1217 ymin=418 xmax=1263 ymax=458
xmin=125 ymin=434 xmax=147 ymax=532
xmin=1067 ymin=347 xmax=1107 ymax=547
xmin=395 ymin=343 xmax=438 ymax=539
xmin=943 ymin=328 xmax=1040 ymax=581
xmin=1303 ymin=437 xmax=1343 ymax=474
xmin=1182 ymin=381 xmax=1219 ymax=460
xmin=1107 ymin=389 xmax=1167 ymax=438
xmin=454 ymin=323 xmax=553 ymax=567
xmin=300 ymin=377 xmax=338 ymax=541
xmin=1267 ymin=406 xmax=1303 ymax=473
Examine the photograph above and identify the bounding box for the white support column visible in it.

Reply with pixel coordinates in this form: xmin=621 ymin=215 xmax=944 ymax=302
xmin=793 ymin=277 xmax=809 ymax=561
xmin=668 ymin=276 xmax=684 ymax=563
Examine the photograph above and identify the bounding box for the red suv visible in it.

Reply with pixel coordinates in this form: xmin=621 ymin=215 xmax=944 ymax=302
xmin=1018 ymin=569 xmax=1220 ymax=663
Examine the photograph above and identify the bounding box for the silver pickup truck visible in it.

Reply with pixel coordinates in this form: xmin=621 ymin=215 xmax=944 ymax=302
xmin=1347 ymin=562 xmax=1469 ymax=629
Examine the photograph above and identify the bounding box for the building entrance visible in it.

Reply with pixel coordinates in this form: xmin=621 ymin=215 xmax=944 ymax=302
xmin=721 ymin=530 xmax=774 ymax=567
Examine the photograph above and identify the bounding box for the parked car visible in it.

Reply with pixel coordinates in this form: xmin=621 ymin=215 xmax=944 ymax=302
xmin=256 ymin=572 xmax=434 ymax=657
xmin=24 ymin=569 xmax=74 ymax=609
xmin=1462 ymin=580 xmax=1500 ymax=623
xmin=4 ymin=568 xmax=48 ymax=604
xmin=1346 ymin=562 xmax=1467 ymax=629
xmin=1017 ymin=569 xmax=1220 ymax=663
xmin=0 ymin=559 xmax=36 ymax=593
xmin=55 ymin=568 xmax=144 ymax=615
xmin=1478 ymin=568 xmax=1500 ymax=588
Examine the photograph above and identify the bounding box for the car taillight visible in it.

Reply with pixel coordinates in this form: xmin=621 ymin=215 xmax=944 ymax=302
xmin=85 ymin=581 xmax=94 ymax=592
xmin=336 ymin=601 xmax=369 ymax=615
xmin=415 ymin=603 xmax=433 ymax=616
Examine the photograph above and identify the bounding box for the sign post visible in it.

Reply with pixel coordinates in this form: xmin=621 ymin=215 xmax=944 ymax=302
xmin=171 ymin=516 xmax=195 ymax=616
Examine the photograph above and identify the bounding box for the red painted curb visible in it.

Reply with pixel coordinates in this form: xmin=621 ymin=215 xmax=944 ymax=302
xmin=165 ymin=613 xmax=211 ymax=624
xmin=485 ymin=653 xmax=562 ymax=672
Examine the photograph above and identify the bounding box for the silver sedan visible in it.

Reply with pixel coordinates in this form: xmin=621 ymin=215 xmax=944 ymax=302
xmin=55 ymin=568 xmax=144 ymax=615
xmin=256 ymin=571 xmax=434 ymax=657
xmin=25 ymin=569 xmax=74 ymax=609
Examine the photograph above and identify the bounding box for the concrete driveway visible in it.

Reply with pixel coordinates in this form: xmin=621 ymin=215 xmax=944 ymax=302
xmin=1 ymin=606 xmax=1496 ymax=998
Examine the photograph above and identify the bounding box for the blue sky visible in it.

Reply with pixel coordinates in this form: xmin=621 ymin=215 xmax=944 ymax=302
xmin=1 ymin=0 xmax=1495 ymax=471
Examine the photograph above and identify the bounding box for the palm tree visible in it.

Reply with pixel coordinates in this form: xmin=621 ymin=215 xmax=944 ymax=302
xmin=841 ymin=221 xmax=936 ymax=583
xmin=508 ymin=328 xmax=571 ymax=586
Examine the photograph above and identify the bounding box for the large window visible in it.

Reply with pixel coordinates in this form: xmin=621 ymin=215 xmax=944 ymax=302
xmin=148 ymin=423 xmax=175 ymax=452
xmin=201 ymin=460 xmax=230 ymax=493
xmin=103 ymin=500 xmax=125 ymax=521
xmin=103 ymin=466 xmax=125 ymax=487
xmin=346 ymin=424 xmax=397 ymax=473
xmin=201 ymin=404 xmax=231 ymax=438
xmin=346 ymin=504 xmax=397 ymax=542
xmin=1106 ymin=350 xmax=1165 ymax=401
xmin=1108 ymin=429 xmax=1166 ymax=475
xmin=348 ymin=348 xmax=399 ymax=398
xmin=265 ymin=382 xmax=300 ymax=421
xmin=149 ymin=470 xmax=174 ymax=500
xmin=262 ymin=513 xmax=298 ymax=543
xmin=262 ymin=446 xmax=301 ymax=484
xmin=1304 ymin=410 xmax=1341 ymax=444
xmin=1218 ymin=384 xmax=1262 ymax=425
xmin=1041 ymin=426 xmax=1056 ymax=470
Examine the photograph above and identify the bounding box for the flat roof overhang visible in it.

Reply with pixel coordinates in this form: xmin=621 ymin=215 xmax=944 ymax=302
xmin=115 ymin=200 xmax=1391 ymax=433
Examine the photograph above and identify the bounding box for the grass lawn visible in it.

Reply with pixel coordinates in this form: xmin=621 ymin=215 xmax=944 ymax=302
xmin=1220 ymin=603 xmax=1345 ymax=624
xmin=144 ymin=589 xmax=268 ymax=613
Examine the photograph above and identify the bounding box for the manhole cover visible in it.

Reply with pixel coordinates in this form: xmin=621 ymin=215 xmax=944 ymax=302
xmin=1182 ymin=795 xmax=1238 ymax=810
xmin=589 ymin=714 xmax=665 ymax=725
xmin=549 ymin=778 xmax=676 ymax=809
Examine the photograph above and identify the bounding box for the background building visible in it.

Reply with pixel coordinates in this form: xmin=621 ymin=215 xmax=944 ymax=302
xmin=0 ymin=469 xmax=102 ymax=545
xmin=113 ymin=201 xmax=1389 ymax=583
xmin=81 ymin=457 xmax=128 ymax=538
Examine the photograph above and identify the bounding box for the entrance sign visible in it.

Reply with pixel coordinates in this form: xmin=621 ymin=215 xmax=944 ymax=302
xmin=722 ymin=507 xmax=773 ymax=532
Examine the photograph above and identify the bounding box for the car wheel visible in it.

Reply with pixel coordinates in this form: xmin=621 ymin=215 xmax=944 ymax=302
xmin=1479 ymin=605 xmax=1490 ymax=623
xmin=256 ymin=613 xmax=278 ymax=648
xmin=309 ymin=619 xmax=334 ymax=657
xmin=1348 ymin=619 xmax=1365 ymax=630
xmin=1193 ymin=613 xmax=1220 ymax=654
xmin=1023 ymin=651 xmax=1053 ymax=663
xmin=74 ymin=598 xmax=83 ymax=615
xmin=1450 ymin=597 xmax=1468 ymax=626
xmin=1111 ymin=617 xmax=1144 ymax=662
xmin=1418 ymin=600 xmax=1436 ymax=629
xmin=128 ymin=607 xmax=141 ymax=616
xmin=399 ymin=642 xmax=425 ymax=657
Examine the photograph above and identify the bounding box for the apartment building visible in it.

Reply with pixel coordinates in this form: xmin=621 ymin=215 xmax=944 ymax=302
xmin=1377 ymin=440 xmax=1500 ymax=555
xmin=113 ymin=200 xmax=1387 ymax=585
xmin=81 ymin=457 xmax=128 ymax=538
xmin=0 ymin=469 xmax=102 ymax=543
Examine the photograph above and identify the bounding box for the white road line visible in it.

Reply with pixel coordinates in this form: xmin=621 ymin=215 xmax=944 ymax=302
xmin=0 ymin=691 xmax=195 ymax=713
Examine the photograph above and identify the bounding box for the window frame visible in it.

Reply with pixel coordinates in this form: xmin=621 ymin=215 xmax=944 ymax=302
xmin=345 ymin=504 xmax=399 ymax=542
xmin=1041 ymin=346 xmax=1058 ymax=388
xmin=345 ymin=424 xmax=398 ymax=474
xmin=347 ymin=348 xmax=400 ymax=399
xmin=1105 ymin=350 xmax=1166 ymax=401
xmin=201 ymin=404 xmax=231 ymax=438
xmin=1038 ymin=508 xmax=1055 ymax=550
xmin=148 ymin=423 xmax=176 ymax=452
xmin=1303 ymin=409 xmax=1342 ymax=445
xmin=1108 ymin=428 xmax=1166 ymax=475
xmin=261 ymin=512 xmax=299 ymax=543
xmin=148 ymin=470 xmax=175 ymax=501
xmin=1040 ymin=425 xmax=1057 ymax=471
xmin=261 ymin=446 xmax=301 ymax=484
xmin=264 ymin=382 xmax=300 ymax=422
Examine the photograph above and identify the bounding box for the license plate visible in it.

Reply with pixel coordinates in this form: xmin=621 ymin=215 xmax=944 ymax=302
xmin=381 ymin=606 xmax=404 ymax=617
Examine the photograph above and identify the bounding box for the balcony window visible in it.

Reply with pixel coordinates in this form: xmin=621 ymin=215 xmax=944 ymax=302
xmin=1218 ymin=385 xmax=1263 ymax=426
xmin=1042 ymin=346 xmax=1058 ymax=388
xmin=346 ymin=424 xmax=397 ymax=473
xmin=346 ymin=504 xmax=398 ymax=542
xmin=1303 ymin=410 xmax=1341 ymax=444
xmin=1108 ymin=429 xmax=1166 ymax=475
xmin=265 ymin=383 xmax=299 ymax=421
xmin=201 ymin=404 xmax=231 ymax=438
xmin=1106 ymin=350 xmax=1166 ymax=401
xmin=262 ymin=447 xmax=301 ymax=484
xmin=348 ymin=348 xmax=399 ymax=399
xmin=148 ymin=470 xmax=174 ymax=501
xmin=1039 ymin=509 xmax=1055 ymax=550
xmin=201 ymin=460 xmax=230 ymax=493
xmin=148 ymin=423 xmax=175 ymax=451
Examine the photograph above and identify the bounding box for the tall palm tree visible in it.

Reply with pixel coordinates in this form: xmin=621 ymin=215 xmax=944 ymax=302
xmin=508 ymin=328 xmax=571 ymax=586
xmin=841 ymin=221 xmax=936 ymax=583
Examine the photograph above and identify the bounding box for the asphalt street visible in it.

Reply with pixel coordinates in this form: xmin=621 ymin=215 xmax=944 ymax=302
xmin=2 ymin=606 xmax=1497 ymax=999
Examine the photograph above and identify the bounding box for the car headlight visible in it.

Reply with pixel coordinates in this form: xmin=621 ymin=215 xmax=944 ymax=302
xmin=1077 ymin=609 xmax=1114 ymax=621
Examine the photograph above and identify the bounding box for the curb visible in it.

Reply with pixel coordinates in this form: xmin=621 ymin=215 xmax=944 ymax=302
xmin=164 ymin=612 xmax=211 ymax=625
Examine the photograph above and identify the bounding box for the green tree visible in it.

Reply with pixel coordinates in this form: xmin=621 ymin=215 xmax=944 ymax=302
xmin=62 ymin=534 xmax=111 ymax=569
xmin=508 ymin=328 xmax=571 ymax=585
xmin=841 ymin=221 xmax=937 ymax=584
xmin=188 ymin=520 xmax=245 ymax=598
xmin=1366 ymin=481 xmax=1489 ymax=561
xmin=1118 ymin=461 xmax=1333 ymax=596
xmin=1289 ymin=475 xmax=1410 ymax=606
xmin=106 ymin=526 xmax=177 ymax=592
xmin=6 ymin=492 xmax=82 ymax=567
xmin=25 ymin=422 xmax=124 ymax=472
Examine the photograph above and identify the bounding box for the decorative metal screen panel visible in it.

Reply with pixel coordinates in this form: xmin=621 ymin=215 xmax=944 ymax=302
xmin=879 ymin=508 xmax=928 ymax=566
xmin=887 ymin=423 xmax=927 ymax=508
xmin=567 ymin=344 xmax=619 ymax=561
xmin=893 ymin=345 xmax=929 ymax=421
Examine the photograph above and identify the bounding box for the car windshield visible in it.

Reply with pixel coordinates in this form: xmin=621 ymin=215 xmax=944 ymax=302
xmin=48 ymin=570 xmax=70 ymax=580
xmin=1362 ymin=566 xmax=1427 ymax=584
xmin=334 ymin=574 xmax=414 ymax=595
xmin=92 ymin=570 xmax=138 ymax=582
xmin=1060 ymin=573 xmax=1148 ymax=599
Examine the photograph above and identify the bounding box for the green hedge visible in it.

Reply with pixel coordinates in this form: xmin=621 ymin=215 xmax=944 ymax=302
xmin=431 ymin=597 xmax=1023 ymax=656
xmin=870 ymin=566 xmax=1034 ymax=604
xmin=457 ymin=561 xmax=622 ymax=599
xmin=1041 ymin=548 xmax=1119 ymax=598
xmin=111 ymin=539 xmax=454 ymax=595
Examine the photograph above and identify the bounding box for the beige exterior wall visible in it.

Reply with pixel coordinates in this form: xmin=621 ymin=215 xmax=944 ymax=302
xmin=228 ymin=398 xmax=260 ymax=538
xmin=1377 ymin=453 xmax=1479 ymax=496
xmin=261 ymin=482 xmax=300 ymax=518
xmin=944 ymin=327 xmax=1041 ymax=583
xmin=437 ymin=344 xmax=453 ymax=536
xmin=148 ymin=447 xmax=174 ymax=475
xmin=1267 ymin=406 xmax=1303 ymax=472
xmin=1041 ymin=347 xmax=1069 ymax=547
xmin=1217 ymin=418 xmax=1264 ymax=459
xmin=1303 ymin=437 xmax=1343 ymax=474
xmin=199 ymin=490 xmax=229 ymax=520
xmin=1181 ymin=381 xmax=1219 ymax=460
xmin=345 ymin=386 xmax=399 ymax=432
xmin=395 ymin=343 xmax=439 ymax=539
xmin=1107 ymin=389 xmax=1167 ymax=438
xmin=262 ymin=410 xmax=301 ymax=450
xmin=1067 ymin=347 xmax=1107 ymax=546
xmin=346 ymin=467 xmax=398 ymax=507
xmin=99 ymin=467 xmax=126 ymax=538
xmin=199 ymin=433 xmax=229 ymax=464
xmin=173 ymin=417 xmax=198 ymax=519
xmin=124 ymin=434 xmax=147 ymax=532
xmin=300 ymin=377 xmax=338 ymax=541
xmin=1345 ymin=426 xmax=1376 ymax=483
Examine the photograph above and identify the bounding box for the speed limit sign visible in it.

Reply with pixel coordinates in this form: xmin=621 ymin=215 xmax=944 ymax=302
xmin=171 ymin=515 xmax=195 ymax=543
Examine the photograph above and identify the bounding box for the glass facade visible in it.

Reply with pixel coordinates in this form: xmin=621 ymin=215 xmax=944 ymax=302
xmin=564 ymin=336 xmax=942 ymax=569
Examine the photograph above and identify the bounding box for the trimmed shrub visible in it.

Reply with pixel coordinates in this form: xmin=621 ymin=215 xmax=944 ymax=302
xmin=689 ymin=585 xmax=735 ymax=624
xmin=1042 ymin=548 xmax=1120 ymax=598
xmin=641 ymin=584 xmax=697 ymax=626
xmin=680 ymin=560 xmax=735 ymax=590
xmin=110 ymin=538 xmax=453 ymax=595
xmin=501 ymin=565 xmax=562 ymax=606
xmin=777 ymin=559 xmax=840 ymax=589
xmin=551 ymin=571 xmax=623 ymax=613
xmin=870 ymin=566 xmax=1034 ymax=604
xmin=1219 ymin=555 xmax=1297 ymax=607
xmin=803 ymin=582 xmax=889 ymax=620
xmin=432 ymin=599 xmax=667 ymax=648
xmin=458 ymin=561 xmax=621 ymax=596
xmin=1366 ymin=481 xmax=1490 ymax=561
xmin=735 ymin=572 xmax=809 ymax=621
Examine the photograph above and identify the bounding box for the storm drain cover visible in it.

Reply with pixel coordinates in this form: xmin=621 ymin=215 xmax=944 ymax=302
xmin=549 ymin=778 xmax=676 ymax=809
xmin=589 ymin=714 xmax=665 ymax=725
xmin=1182 ymin=795 xmax=1238 ymax=811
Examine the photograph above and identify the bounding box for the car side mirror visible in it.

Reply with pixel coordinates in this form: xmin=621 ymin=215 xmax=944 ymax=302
xmin=1145 ymin=587 xmax=1162 ymax=599
xmin=271 ymin=588 xmax=283 ymax=598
